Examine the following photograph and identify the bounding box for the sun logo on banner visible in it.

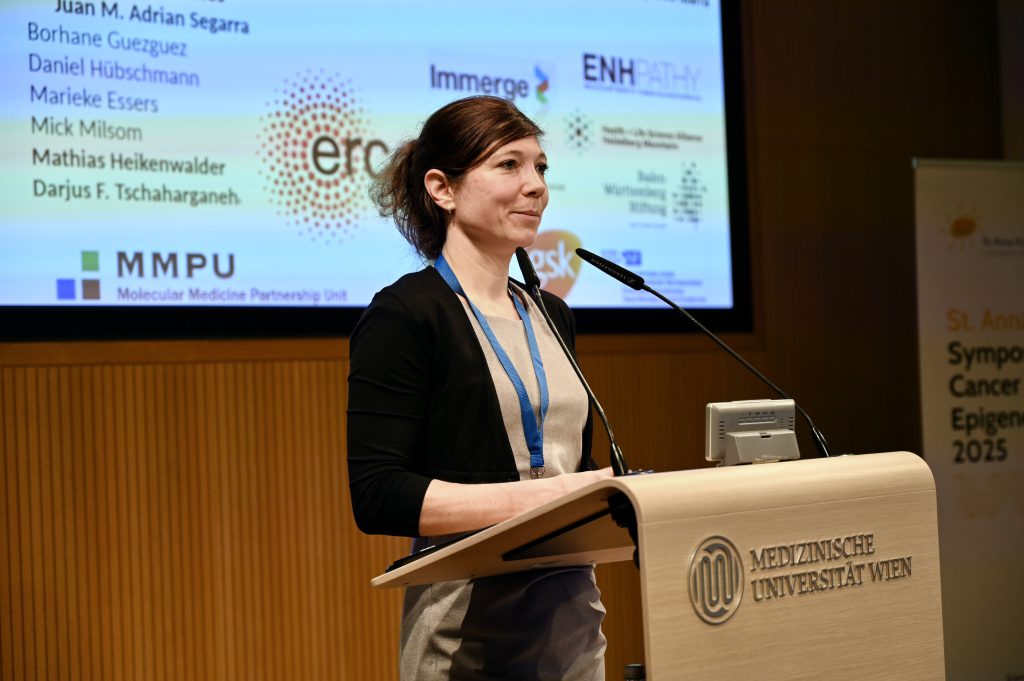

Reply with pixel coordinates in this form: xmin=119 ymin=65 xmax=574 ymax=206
xmin=257 ymin=70 xmax=381 ymax=244
xmin=944 ymin=208 xmax=982 ymax=250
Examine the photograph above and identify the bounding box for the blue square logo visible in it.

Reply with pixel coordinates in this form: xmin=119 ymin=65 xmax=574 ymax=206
xmin=57 ymin=278 xmax=76 ymax=300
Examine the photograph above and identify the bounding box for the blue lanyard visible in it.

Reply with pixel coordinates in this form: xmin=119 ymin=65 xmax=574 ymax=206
xmin=434 ymin=254 xmax=550 ymax=478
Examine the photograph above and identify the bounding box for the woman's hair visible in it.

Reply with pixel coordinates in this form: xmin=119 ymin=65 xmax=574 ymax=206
xmin=371 ymin=95 xmax=543 ymax=260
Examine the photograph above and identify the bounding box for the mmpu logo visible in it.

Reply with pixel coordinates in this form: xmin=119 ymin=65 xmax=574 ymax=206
xmin=116 ymin=251 xmax=234 ymax=279
xmin=57 ymin=250 xmax=100 ymax=301
xmin=258 ymin=70 xmax=388 ymax=244
xmin=689 ymin=535 xmax=744 ymax=625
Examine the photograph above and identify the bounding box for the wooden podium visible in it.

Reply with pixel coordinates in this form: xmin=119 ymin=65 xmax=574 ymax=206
xmin=373 ymin=452 xmax=945 ymax=680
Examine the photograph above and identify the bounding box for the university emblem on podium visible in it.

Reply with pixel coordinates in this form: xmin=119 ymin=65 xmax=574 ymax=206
xmin=688 ymin=535 xmax=744 ymax=624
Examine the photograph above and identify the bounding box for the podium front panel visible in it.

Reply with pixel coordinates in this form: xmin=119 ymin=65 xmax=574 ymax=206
xmin=625 ymin=452 xmax=943 ymax=681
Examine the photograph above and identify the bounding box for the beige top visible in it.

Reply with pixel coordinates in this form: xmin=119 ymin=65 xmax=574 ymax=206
xmin=399 ymin=287 xmax=606 ymax=681
xmin=468 ymin=288 xmax=589 ymax=481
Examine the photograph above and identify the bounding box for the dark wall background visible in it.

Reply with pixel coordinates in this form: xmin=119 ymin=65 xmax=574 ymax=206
xmin=744 ymin=0 xmax=1001 ymax=454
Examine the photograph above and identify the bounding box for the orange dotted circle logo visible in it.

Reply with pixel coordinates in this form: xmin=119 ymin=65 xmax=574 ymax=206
xmin=258 ymin=70 xmax=381 ymax=244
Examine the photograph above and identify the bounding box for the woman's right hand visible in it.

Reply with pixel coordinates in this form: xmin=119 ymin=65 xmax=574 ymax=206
xmin=418 ymin=467 xmax=615 ymax=537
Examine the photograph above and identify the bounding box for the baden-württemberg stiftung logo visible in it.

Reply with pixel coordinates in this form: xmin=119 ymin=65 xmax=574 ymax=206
xmin=689 ymin=535 xmax=744 ymax=624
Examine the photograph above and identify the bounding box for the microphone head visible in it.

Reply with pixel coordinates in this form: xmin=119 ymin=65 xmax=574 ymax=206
xmin=575 ymin=248 xmax=645 ymax=290
xmin=515 ymin=247 xmax=542 ymax=290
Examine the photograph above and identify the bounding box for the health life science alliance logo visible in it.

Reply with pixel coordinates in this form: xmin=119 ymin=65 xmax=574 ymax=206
xmin=689 ymin=535 xmax=744 ymax=625
xmin=258 ymin=70 xmax=389 ymax=244
xmin=563 ymin=108 xmax=593 ymax=155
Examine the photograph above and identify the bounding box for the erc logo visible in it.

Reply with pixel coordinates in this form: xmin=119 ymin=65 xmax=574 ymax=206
xmin=258 ymin=70 xmax=388 ymax=244
xmin=689 ymin=535 xmax=744 ymax=625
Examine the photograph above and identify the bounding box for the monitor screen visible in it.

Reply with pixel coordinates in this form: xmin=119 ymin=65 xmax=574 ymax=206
xmin=1 ymin=0 xmax=750 ymax=339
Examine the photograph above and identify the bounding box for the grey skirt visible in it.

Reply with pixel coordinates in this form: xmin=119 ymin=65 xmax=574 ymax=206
xmin=400 ymin=567 xmax=607 ymax=681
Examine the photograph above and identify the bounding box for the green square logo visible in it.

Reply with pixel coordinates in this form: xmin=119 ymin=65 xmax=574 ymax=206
xmin=81 ymin=251 xmax=99 ymax=272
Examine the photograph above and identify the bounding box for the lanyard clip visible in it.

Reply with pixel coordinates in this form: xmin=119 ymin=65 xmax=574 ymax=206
xmin=530 ymin=466 xmax=546 ymax=479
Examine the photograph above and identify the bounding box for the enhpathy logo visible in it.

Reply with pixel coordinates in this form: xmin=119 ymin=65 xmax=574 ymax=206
xmin=582 ymin=52 xmax=701 ymax=100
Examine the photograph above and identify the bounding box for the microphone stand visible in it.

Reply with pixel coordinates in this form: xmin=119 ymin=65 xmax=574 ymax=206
xmin=576 ymin=247 xmax=832 ymax=459
xmin=514 ymin=249 xmax=630 ymax=476
xmin=515 ymin=248 xmax=640 ymax=567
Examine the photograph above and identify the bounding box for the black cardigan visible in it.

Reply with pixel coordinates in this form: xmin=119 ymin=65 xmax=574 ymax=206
xmin=346 ymin=266 xmax=595 ymax=537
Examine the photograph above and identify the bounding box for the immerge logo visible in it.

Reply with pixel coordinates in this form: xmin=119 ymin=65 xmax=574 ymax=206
xmin=428 ymin=63 xmax=546 ymax=103
xmin=534 ymin=66 xmax=550 ymax=104
xmin=689 ymin=535 xmax=743 ymax=625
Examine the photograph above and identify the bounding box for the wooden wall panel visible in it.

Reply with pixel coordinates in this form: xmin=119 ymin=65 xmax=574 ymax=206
xmin=1 ymin=343 xmax=407 ymax=681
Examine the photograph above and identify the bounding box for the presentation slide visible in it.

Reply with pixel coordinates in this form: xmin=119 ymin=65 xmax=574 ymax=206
xmin=1 ymin=0 xmax=734 ymax=311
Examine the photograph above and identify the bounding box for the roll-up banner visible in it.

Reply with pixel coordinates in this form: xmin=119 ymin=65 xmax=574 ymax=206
xmin=914 ymin=159 xmax=1024 ymax=681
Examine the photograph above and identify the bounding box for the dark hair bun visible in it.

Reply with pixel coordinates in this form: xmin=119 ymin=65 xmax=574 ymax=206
xmin=370 ymin=96 xmax=543 ymax=260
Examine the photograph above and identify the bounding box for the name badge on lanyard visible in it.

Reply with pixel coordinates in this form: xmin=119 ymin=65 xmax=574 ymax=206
xmin=434 ymin=254 xmax=550 ymax=478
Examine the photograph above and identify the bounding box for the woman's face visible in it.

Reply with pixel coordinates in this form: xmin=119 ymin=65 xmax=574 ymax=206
xmin=448 ymin=136 xmax=549 ymax=254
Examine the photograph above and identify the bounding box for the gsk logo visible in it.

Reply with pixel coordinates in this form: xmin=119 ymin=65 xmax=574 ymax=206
xmin=526 ymin=231 xmax=581 ymax=298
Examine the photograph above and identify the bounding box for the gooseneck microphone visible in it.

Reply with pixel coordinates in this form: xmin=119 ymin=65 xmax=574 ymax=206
xmin=514 ymin=248 xmax=630 ymax=477
xmin=575 ymin=247 xmax=832 ymax=459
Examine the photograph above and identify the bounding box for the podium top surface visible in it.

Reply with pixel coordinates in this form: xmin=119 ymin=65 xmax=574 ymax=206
xmin=371 ymin=452 xmax=933 ymax=588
